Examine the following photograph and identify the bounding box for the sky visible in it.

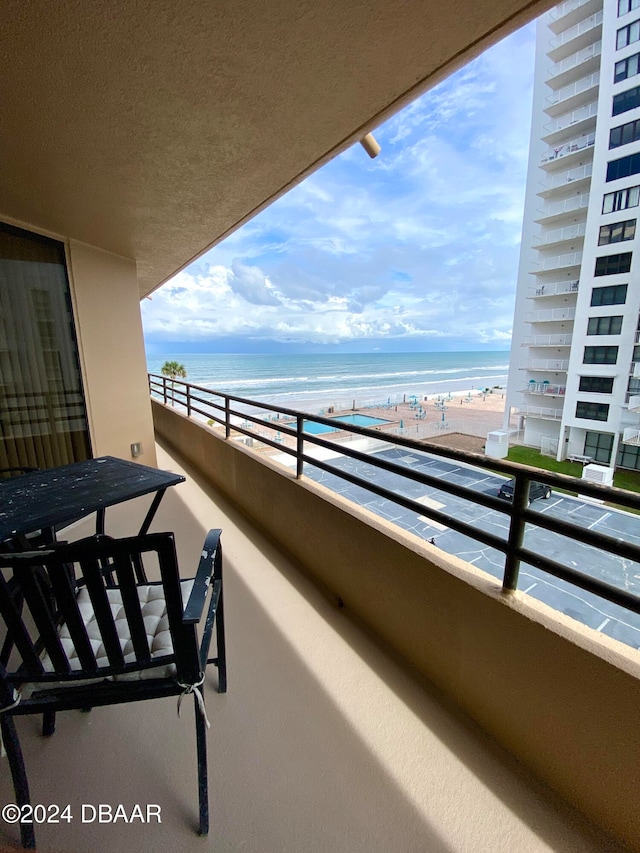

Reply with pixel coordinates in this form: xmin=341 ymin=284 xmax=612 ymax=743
xmin=142 ymin=21 xmax=537 ymax=356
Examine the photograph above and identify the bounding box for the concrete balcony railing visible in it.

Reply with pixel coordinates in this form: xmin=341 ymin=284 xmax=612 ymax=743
xmin=521 ymin=333 xmax=573 ymax=346
xmin=535 ymin=193 xmax=589 ymax=223
xmin=525 ymin=307 xmax=577 ymax=322
xmin=532 ymin=223 xmax=585 ymax=249
xmin=540 ymin=134 xmax=595 ymax=168
xmin=628 ymin=395 xmax=640 ymax=412
xmin=531 ymin=251 xmax=583 ymax=274
xmin=546 ymin=40 xmax=601 ymax=83
xmin=526 ymin=358 xmax=571 ymax=370
xmin=548 ymin=0 xmax=598 ymax=27
xmin=144 ymin=394 xmax=640 ymax=853
xmin=544 ymin=71 xmax=599 ymax=109
xmin=526 ymin=279 xmax=579 ymax=298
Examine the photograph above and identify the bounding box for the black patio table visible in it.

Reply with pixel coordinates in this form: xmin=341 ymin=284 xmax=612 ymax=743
xmin=0 ymin=457 xmax=185 ymax=578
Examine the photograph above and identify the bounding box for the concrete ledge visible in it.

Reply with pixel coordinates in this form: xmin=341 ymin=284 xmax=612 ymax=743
xmin=153 ymin=399 xmax=640 ymax=851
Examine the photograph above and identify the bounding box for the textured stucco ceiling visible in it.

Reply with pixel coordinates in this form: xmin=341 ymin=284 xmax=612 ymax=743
xmin=0 ymin=0 xmax=552 ymax=297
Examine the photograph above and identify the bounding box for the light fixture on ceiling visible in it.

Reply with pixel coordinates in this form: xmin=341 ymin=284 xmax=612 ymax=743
xmin=360 ymin=132 xmax=381 ymax=159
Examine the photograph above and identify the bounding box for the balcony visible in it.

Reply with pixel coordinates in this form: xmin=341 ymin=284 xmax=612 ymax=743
xmin=525 ymin=358 xmax=571 ymax=370
xmin=623 ymin=427 xmax=640 ymax=445
xmin=526 ymin=280 xmax=579 ymax=298
xmin=629 ymin=395 xmax=640 ymax=412
xmin=525 ymin=307 xmax=576 ymax=322
xmin=546 ymin=40 xmax=601 ymax=88
xmin=538 ymin=163 xmax=592 ymax=197
xmin=542 ymin=101 xmax=598 ymax=142
xmin=521 ymin=333 xmax=573 ymax=346
xmin=531 ymin=223 xmax=586 ymax=249
xmin=535 ymin=194 xmax=589 ymax=224
xmin=547 ymin=11 xmax=603 ymax=63
xmin=514 ymin=404 xmax=565 ymax=420
xmin=523 ymin=381 xmax=567 ymax=396
xmin=530 ymin=252 xmax=583 ymax=274
xmin=547 ymin=0 xmax=603 ymax=35
xmin=539 ymin=133 xmax=595 ymax=170
xmin=544 ymin=73 xmax=600 ymax=118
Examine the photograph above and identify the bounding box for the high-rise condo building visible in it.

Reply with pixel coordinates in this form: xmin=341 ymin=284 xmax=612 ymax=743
xmin=506 ymin=0 xmax=640 ymax=470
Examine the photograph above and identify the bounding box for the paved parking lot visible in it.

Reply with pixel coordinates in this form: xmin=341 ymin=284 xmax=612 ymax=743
xmin=303 ymin=445 xmax=640 ymax=651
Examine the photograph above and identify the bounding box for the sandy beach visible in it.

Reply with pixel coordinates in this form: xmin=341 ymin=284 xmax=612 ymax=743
xmin=228 ymin=386 xmax=509 ymax=455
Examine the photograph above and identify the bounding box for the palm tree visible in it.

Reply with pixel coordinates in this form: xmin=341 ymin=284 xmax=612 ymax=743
xmin=161 ymin=360 xmax=187 ymax=405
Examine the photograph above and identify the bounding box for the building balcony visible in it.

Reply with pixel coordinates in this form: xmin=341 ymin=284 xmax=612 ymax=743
xmin=547 ymin=0 xmax=602 ymax=35
xmin=547 ymin=11 xmax=603 ymax=63
xmin=526 ymin=279 xmax=579 ymax=298
xmin=535 ymin=194 xmax=589 ymax=224
xmin=523 ymin=382 xmax=567 ymax=396
xmin=623 ymin=427 xmax=640 ymax=445
xmin=628 ymin=395 xmax=640 ymax=412
xmin=525 ymin=307 xmax=576 ymax=322
xmin=532 ymin=223 xmax=585 ymax=249
xmin=539 ymin=133 xmax=595 ymax=170
xmin=538 ymin=163 xmax=592 ymax=197
xmin=521 ymin=333 xmax=573 ymax=346
xmin=545 ymin=40 xmax=601 ymax=88
xmin=514 ymin=404 xmax=565 ymax=420
xmin=544 ymin=73 xmax=599 ymax=118
xmin=542 ymin=101 xmax=597 ymax=143
xmin=524 ymin=358 xmax=571 ymax=371
xmin=530 ymin=251 xmax=583 ymax=274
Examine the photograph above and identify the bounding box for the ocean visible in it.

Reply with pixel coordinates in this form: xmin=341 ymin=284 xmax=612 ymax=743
xmin=146 ymin=352 xmax=510 ymax=414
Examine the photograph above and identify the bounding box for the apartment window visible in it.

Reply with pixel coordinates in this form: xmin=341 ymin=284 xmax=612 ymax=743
xmin=607 ymin=151 xmax=640 ymax=181
xmin=576 ymin=402 xmax=610 ymax=421
xmin=583 ymin=346 xmax=619 ymax=364
xmin=615 ymin=51 xmax=640 ymax=83
xmin=603 ymin=184 xmax=640 ymax=212
xmin=594 ymin=253 xmax=632 ymax=276
xmin=609 ymin=118 xmax=640 ymax=148
xmin=620 ymin=0 xmax=640 ymax=13
xmin=617 ymin=19 xmax=640 ymax=49
xmin=613 ymin=85 xmax=640 ymax=115
xmin=598 ymin=219 xmax=636 ymax=244
xmin=586 ymin=315 xmax=623 ymax=335
xmin=617 ymin=442 xmax=640 ymax=470
xmin=591 ymin=283 xmax=628 ymax=305
xmin=584 ymin=431 xmax=614 ymax=464
xmin=579 ymin=376 xmax=615 ymax=393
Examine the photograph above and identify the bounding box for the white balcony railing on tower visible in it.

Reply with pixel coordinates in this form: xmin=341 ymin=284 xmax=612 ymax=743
xmin=525 ymin=307 xmax=576 ymax=322
xmin=526 ymin=280 xmax=579 ymax=298
xmin=531 ymin=252 xmax=583 ymax=273
xmin=513 ymin=405 xmax=564 ymax=420
xmin=548 ymin=0 xmax=595 ymax=24
xmin=532 ymin=224 xmax=586 ymax=248
xmin=543 ymin=101 xmax=598 ymax=137
xmin=521 ymin=333 xmax=573 ymax=346
xmin=538 ymin=163 xmax=593 ymax=193
xmin=540 ymin=133 xmax=595 ymax=166
xmin=536 ymin=194 xmax=589 ymax=221
xmin=546 ymin=40 xmax=601 ymax=81
xmin=623 ymin=427 xmax=640 ymax=445
xmin=545 ymin=73 xmax=599 ymax=109
xmin=523 ymin=382 xmax=567 ymax=396
xmin=548 ymin=11 xmax=603 ymax=52
xmin=526 ymin=358 xmax=570 ymax=370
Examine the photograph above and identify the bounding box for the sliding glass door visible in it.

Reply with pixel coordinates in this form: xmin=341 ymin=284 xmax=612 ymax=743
xmin=0 ymin=222 xmax=91 ymax=470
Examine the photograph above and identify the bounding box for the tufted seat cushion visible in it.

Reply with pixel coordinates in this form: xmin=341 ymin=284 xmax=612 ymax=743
xmin=35 ymin=579 xmax=195 ymax=686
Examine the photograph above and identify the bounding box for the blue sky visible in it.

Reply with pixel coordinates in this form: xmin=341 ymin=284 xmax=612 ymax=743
xmin=142 ymin=21 xmax=536 ymax=355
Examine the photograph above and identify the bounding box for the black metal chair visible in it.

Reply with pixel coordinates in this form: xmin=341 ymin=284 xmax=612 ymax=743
xmin=0 ymin=529 xmax=226 ymax=849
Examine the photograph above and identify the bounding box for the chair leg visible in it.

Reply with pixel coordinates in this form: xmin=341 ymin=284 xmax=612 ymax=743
xmin=194 ymin=694 xmax=209 ymax=836
xmin=42 ymin=709 xmax=56 ymax=737
xmin=215 ymin=584 xmax=227 ymax=694
xmin=0 ymin=715 xmax=35 ymax=849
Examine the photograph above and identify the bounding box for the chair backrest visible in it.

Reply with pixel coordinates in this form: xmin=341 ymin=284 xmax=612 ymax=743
xmin=0 ymin=533 xmax=198 ymax=687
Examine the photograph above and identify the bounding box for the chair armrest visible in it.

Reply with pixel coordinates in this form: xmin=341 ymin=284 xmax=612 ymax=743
xmin=183 ymin=529 xmax=222 ymax=625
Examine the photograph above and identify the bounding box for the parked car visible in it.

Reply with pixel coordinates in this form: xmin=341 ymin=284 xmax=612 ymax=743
xmin=498 ymin=478 xmax=552 ymax=503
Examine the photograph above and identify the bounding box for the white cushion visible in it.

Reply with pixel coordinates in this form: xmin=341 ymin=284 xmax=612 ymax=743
xmin=35 ymin=579 xmax=195 ymax=686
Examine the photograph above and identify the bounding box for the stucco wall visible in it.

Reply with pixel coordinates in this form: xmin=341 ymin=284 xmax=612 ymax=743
xmin=153 ymin=399 xmax=640 ymax=851
xmin=67 ymin=240 xmax=156 ymax=465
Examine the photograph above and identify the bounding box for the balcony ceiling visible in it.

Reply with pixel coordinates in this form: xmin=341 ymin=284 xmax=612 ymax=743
xmin=1 ymin=0 xmax=551 ymax=297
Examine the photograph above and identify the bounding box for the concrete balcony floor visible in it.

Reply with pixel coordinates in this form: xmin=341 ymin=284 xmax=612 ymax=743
xmin=0 ymin=442 xmax=628 ymax=853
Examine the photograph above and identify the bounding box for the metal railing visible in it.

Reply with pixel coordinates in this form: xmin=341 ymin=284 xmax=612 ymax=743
xmin=149 ymin=374 xmax=640 ymax=623
xmin=542 ymin=101 xmax=598 ymax=137
xmin=526 ymin=280 xmax=579 ymax=299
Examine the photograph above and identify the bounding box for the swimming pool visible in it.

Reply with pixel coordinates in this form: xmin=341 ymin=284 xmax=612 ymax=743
xmin=303 ymin=413 xmax=391 ymax=434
